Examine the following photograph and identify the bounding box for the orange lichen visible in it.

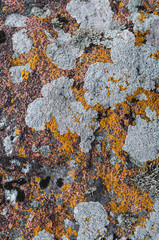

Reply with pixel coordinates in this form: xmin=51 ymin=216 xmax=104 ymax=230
xmin=96 ymin=162 xmax=154 ymax=233
xmin=149 ymin=51 xmax=159 ymax=59
xmin=74 ymin=113 xmax=80 ymax=122
xmin=66 ymin=227 xmax=73 ymax=238
xmin=138 ymin=11 xmax=146 ymax=23
xmin=70 ymin=87 xmax=90 ymax=110
xmin=134 ymin=30 xmax=150 ymax=47
xmin=22 ymin=69 xmax=29 ymax=80
xmin=119 ymin=85 xmax=127 ymax=91
xmin=15 ymin=128 xmax=20 ymax=135
xmin=100 ymin=107 xmax=129 ymax=157
xmin=45 ymin=116 xmax=79 ymax=155
xmin=18 ymin=146 xmax=25 ymax=158
xmin=33 ymin=226 xmax=41 ymax=237
xmin=153 ymin=11 xmax=159 ymax=15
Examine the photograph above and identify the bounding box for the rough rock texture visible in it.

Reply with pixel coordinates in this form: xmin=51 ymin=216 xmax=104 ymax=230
xmin=0 ymin=1 xmax=159 ymax=240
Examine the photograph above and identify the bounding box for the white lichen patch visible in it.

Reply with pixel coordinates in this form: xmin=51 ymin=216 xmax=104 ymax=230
xmin=33 ymin=229 xmax=54 ymax=240
xmin=5 ymin=189 xmax=18 ymax=205
xmin=25 ymin=77 xmax=99 ymax=153
xmin=84 ymin=30 xmax=159 ymax=108
xmin=31 ymin=7 xmax=51 ymax=19
xmin=128 ymin=0 xmax=143 ymax=13
xmin=3 ymin=131 xmax=19 ymax=156
xmin=74 ymin=201 xmax=109 ymax=240
xmin=145 ymin=107 xmax=158 ymax=121
xmin=45 ymin=28 xmax=83 ymax=70
xmin=9 ymin=63 xmax=32 ymax=83
xmin=123 ymin=115 xmax=159 ymax=163
xmin=32 ymin=144 xmax=51 ymax=157
xmin=146 ymin=18 xmax=159 ymax=48
xmin=4 ymin=13 xmax=27 ymax=27
xmin=66 ymin=0 xmax=113 ymax=36
xmin=12 ymin=29 xmax=33 ymax=55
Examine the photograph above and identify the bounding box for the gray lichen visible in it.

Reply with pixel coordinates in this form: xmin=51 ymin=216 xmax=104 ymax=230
xmin=83 ymin=30 xmax=159 ymax=109
xmin=5 ymin=189 xmax=18 ymax=205
xmin=131 ymin=199 xmax=159 ymax=240
xmin=130 ymin=10 xmax=159 ymax=32
xmin=45 ymin=28 xmax=83 ymax=70
xmin=4 ymin=13 xmax=27 ymax=27
xmin=12 ymin=29 xmax=33 ymax=55
xmin=32 ymin=144 xmax=51 ymax=157
xmin=74 ymin=201 xmax=109 ymax=240
xmin=123 ymin=115 xmax=159 ymax=164
xmin=25 ymin=76 xmax=99 ymax=153
xmin=9 ymin=63 xmax=32 ymax=83
xmin=71 ymin=27 xmax=104 ymax=50
xmin=66 ymin=0 xmax=113 ymax=36
xmin=128 ymin=0 xmax=143 ymax=13
xmin=33 ymin=229 xmax=54 ymax=240
xmin=132 ymin=163 xmax=159 ymax=199
xmin=3 ymin=131 xmax=19 ymax=156
xmin=30 ymin=7 xmax=51 ymax=19
xmin=117 ymin=213 xmax=138 ymax=231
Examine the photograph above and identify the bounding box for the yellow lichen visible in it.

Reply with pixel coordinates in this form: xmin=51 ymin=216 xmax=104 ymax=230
xmin=138 ymin=11 xmax=146 ymax=23
xmin=134 ymin=30 xmax=150 ymax=47
xmin=45 ymin=116 xmax=79 ymax=155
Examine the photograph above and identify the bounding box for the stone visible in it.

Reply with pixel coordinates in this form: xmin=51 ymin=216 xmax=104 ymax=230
xmin=0 ymin=30 xmax=6 ymax=44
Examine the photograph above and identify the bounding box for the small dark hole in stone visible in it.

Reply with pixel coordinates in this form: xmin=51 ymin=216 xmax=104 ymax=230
xmin=16 ymin=178 xmax=27 ymax=185
xmin=4 ymin=182 xmax=13 ymax=190
xmin=39 ymin=176 xmax=50 ymax=189
xmin=113 ymin=233 xmax=119 ymax=240
xmin=56 ymin=178 xmax=64 ymax=188
xmin=131 ymin=98 xmax=138 ymax=103
xmin=137 ymin=6 xmax=147 ymax=11
xmin=16 ymin=189 xmax=25 ymax=202
xmin=0 ymin=30 xmax=6 ymax=44
xmin=10 ymin=136 xmax=14 ymax=141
